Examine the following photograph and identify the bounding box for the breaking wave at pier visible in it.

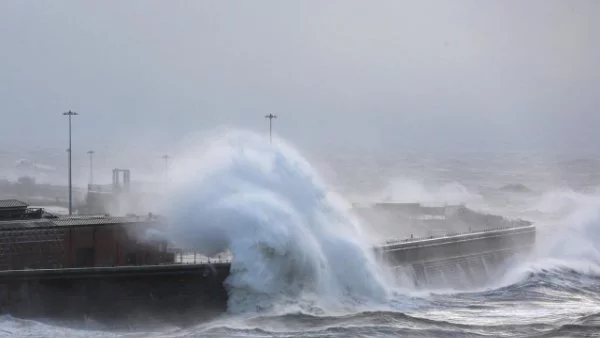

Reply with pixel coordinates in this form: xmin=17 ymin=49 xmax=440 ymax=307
xmin=499 ymin=192 xmax=600 ymax=287
xmin=163 ymin=130 xmax=391 ymax=314
xmin=160 ymin=129 xmax=600 ymax=317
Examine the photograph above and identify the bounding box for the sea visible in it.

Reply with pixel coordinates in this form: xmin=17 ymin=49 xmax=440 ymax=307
xmin=1 ymin=130 xmax=600 ymax=337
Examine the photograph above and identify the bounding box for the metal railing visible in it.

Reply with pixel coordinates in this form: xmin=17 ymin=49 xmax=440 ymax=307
xmin=0 ymin=220 xmax=533 ymax=271
xmin=380 ymin=222 xmax=533 ymax=247
xmin=165 ymin=223 xmax=535 ymax=264
xmin=169 ymin=250 xmax=232 ymax=265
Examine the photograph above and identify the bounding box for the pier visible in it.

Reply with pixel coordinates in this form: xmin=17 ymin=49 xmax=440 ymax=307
xmin=0 ymin=199 xmax=536 ymax=323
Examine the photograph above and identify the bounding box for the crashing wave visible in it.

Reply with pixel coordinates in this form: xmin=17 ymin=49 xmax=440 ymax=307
xmin=163 ymin=129 xmax=391 ymax=314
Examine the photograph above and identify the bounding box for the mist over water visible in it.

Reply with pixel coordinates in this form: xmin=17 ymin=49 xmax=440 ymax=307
xmin=374 ymin=179 xmax=482 ymax=206
xmin=508 ymin=192 xmax=600 ymax=281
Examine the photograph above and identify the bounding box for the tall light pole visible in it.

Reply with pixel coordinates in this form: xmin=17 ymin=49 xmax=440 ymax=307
xmin=162 ymin=154 xmax=170 ymax=178
xmin=63 ymin=110 xmax=78 ymax=216
xmin=87 ymin=150 xmax=95 ymax=185
xmin=264 ymin=113 xmax=277 ymax=144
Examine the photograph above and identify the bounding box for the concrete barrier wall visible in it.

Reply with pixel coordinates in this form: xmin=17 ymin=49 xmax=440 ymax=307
xmin=380 ymin=226 xmax=536 ymax=289
xmin=0 ymin=263 xmax=229 ymax=324
xmin=381 ymin=226 xmax=535 ymax=265
xmin=0 ymin=225 xmax=536 ymax=322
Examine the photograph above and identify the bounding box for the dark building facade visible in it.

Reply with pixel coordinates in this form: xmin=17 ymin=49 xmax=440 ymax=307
xmin=0 ymin=200 xmax=174 ymax=270
xmin=0 ymin=200 xmax=226 ymax=324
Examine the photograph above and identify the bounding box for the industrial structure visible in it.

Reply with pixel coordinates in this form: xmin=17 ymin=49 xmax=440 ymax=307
xmin=81 ymin=168 xmax=132 ymax=215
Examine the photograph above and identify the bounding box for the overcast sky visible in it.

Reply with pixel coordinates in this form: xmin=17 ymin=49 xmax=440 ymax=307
xmin=1 ymin=0 xmax=599 ymax=157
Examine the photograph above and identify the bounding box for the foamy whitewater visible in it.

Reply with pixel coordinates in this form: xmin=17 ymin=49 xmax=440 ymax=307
xmin=162 ymin=130 xmax=390 ymax=314
xmin=3 ymin=131 xmax=600 ymax=337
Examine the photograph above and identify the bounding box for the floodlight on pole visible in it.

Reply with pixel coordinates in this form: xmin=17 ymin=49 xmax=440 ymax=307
xmin=162 ymin=154 xmax=170 ymax=177
xmin=87 ymin=150 xmax=95 ymax=185
xmin=62 ymin=110 xmax=78 ymax=216
xmin=264 ymin=113 xmax=277 ymax=144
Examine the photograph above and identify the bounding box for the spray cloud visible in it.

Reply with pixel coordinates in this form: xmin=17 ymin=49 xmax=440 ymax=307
xmin=162 ymin=129 xmax=391 ymax=314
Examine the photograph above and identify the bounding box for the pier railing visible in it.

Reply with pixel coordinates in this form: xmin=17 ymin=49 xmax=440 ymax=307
xmin=0 ymin=221 xmax=533 ymax=270
xmin=380 ymin=221 xmax=533 ymax=247
xmin=168 ymin=251 xmax=232 ymax=265
xmin=165 ymin=222 xmax=534 ymax=265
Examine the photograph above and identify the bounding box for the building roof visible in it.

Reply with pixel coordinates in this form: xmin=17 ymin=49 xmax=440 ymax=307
xmin=0 ymin=219 xmax=55 ymax=230
xmin=0 ymin=214 xmax=161 ymax=230
xmin=51 ymin=215 xmax=154 ymax=227
xmin=0 ymin=199 xmax=28 ymax=209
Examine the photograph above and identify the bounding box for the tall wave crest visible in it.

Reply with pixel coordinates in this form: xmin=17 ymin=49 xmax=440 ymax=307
xmin=161 ymin=130 xmax=391 ymax=314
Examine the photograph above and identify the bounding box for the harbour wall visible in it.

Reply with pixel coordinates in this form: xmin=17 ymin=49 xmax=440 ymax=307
xmin=0 ymin=264 xmax=230 ymax=324
xmin=379 ymin=225 xmax=536 ymax=288
xmin=0 ymin=225 xmax=535 ymax=323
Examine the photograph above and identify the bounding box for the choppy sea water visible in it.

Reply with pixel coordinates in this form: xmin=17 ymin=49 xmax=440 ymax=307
xmin=1 ymin=131 xmax=600 ymax=337
xmin=3 ymin=266 xmax=600 ymax=337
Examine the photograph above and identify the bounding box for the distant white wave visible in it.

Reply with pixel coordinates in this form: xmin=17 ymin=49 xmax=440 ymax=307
xmin=373 ymin=178 xmax=485 ymax=207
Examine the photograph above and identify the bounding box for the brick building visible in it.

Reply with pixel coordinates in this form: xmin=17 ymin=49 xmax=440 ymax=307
xmin=0 ymin=200 xmax=174 ymax=270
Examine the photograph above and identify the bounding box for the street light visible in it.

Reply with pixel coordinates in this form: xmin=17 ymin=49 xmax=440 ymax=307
xmin=162 ymin=154 xmax=170 ymax=177
xmin=62 ymin=110 xmax=78 ymax=215
xmin=87 ymin=150 xmax=95 ymax=185
xmin=264 ymin=113 xmax=277 ymax=144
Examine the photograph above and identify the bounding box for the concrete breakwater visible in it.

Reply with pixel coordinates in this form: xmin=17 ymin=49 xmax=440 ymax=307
xmin=0 ymin=224 xmax=535 ymax=323
xmin=379 ymin=225 xmax=536 ymax=288
xmin=0 ymin=263 xmax=230 ymax=324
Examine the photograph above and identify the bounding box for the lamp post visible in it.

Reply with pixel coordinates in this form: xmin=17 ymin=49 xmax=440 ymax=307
xmin=162 ymin=154 xmax=170 ymax=178
xmin=62 ymin=110 xmax=78 ymax=215
xmin=264 ymin=113 xmax=277 ymax=144
xmin=87 ymin=150 xmax=95 ymax=185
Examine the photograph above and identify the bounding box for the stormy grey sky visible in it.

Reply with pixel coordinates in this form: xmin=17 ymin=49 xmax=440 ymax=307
xmin=1 ymin=0 xmax=599 ymax=157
